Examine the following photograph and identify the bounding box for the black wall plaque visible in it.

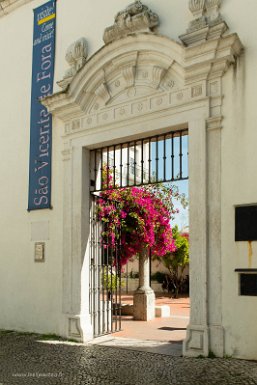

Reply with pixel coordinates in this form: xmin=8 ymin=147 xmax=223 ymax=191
xmin=239 ymin=273 xmax=257 ymax=296
xmin=235 ymin=205 xmax=257 ymax=241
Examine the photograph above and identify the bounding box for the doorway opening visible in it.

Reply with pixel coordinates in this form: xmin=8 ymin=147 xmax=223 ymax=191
xmin=89 ymin=128 xmax=189 ymax=351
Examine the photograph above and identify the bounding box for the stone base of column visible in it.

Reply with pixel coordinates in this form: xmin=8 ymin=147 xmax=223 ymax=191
xmin=133 ymin=287 xmax=155 ymax=321
xmin=183 ymin=324 xmax=209 ymax=357
xmin=183 ymin=324 xmax=225 ymax=357
xmin=64 ymin=313 xmax=93 ymax=343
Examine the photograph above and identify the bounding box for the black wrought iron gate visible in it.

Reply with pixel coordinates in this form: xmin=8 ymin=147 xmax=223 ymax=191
xmin=90 ymin=196 xmax=122 ymax=337
xmin=89 ymin=128 xmax=189 ymax=337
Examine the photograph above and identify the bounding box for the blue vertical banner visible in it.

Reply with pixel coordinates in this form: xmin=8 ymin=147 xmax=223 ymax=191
xmin=28 ymin=0 xmax=56 ymax=210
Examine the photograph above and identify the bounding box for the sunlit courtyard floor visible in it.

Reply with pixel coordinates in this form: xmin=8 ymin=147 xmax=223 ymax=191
xmin=89 ymin=294 xmax=190 ymax=356
xmin=113 ymin=294 xmax=190 ymax=342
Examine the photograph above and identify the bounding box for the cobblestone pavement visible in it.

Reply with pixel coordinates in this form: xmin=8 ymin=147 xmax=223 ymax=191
xmin=1 ymin=332 xmax=257 ymax=385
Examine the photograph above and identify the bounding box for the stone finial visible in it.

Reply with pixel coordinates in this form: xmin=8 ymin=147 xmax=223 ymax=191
xmin=187 ymin=0 xmax=207 ymax=33
xmin=103 ymin=1 xmax=159 ymax=44
xmin=65 ymin=37 xmax=88 ymax=77
xmin=57 ymin=37 xmax=88 ymax=89
xmin=205 ymin=0 xmax=222 ymax=24
xmin=180 ymin=0 xmax=227 ymax=46
xmin=189 ymin=0 xmax=205 ymax=18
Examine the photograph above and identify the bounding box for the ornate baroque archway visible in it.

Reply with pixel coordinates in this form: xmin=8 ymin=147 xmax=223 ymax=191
xmin=43 ymin=0 xmax=242 ymax=357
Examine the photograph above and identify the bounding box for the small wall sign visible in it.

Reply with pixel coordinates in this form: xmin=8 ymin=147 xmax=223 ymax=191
xmin=34 ymin=242 xmax=45 ymax=262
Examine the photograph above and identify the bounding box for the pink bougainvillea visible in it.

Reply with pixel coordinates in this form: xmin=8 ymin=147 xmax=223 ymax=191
xmin=97 ymin=183 xmax=177 ymax=266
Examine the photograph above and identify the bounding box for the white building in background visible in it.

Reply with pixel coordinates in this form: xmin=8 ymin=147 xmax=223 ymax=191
xmin=1 ymin=0 xmax=257 ymax=360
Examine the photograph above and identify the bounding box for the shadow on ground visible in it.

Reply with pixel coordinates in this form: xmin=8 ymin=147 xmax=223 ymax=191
xmin=1 ymin=332 xmax=257 ymax=385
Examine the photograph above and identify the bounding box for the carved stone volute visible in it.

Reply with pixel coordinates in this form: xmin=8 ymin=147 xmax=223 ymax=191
xmin=58 ymin=37 xmax=88 ymax=90
xmin=65 ymin=38 xmax=87 ymax=70
xmin=103 ymin=1 xmax=159 ymax=44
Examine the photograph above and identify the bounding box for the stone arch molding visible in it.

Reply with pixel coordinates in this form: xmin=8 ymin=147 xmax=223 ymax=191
xmin=43 ymin=32 xmax=242 ymax=133
xmin=42 ymin=2 xmax=243 ymax=358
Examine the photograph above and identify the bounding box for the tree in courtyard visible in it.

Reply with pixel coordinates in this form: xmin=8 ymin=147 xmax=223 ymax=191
xmin=157 ymin=225 xmax=189 ymax=298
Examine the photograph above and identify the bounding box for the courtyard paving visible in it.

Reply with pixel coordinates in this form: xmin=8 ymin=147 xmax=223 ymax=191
xmin=114 ymin=295 xmax=189 ymax=343
xmin=1 ymin=332 xmax=257 ymax=385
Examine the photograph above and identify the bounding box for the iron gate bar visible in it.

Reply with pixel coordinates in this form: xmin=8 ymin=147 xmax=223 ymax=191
xmin=107 ymin=147 xmax=110 ymax=189
xmin=100 ymin=147 xmax=103 ymax=191
xmin=90 ymin=128 xmax=188 ymax=193
xmin=148 ymin=137 xmax=151 ymax=184
xmin=120 ymin=143 xmax=123 ymax=188
xmin=113 ymin=145 xmax=116 ymax=188
xmin=90 ymin=196 xmax=123 ymax=338
xmin=171 ymin=132 xmax=174 ymax=180
xmin=179 ymin=133 xmax=183 ymax=179
xmin=126 ymin=145 xmax=129 ymax=187
xmin=163 ymin=134 xmax=167 ymax=181
xmin=156 ymin=136 xmax=159 ymax=182
xmin=141 ymin=139 xmax=144 ymax=185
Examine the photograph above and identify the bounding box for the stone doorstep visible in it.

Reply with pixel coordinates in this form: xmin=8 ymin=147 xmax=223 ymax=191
xmin=121 ymin=304 xmax=171 ymax=318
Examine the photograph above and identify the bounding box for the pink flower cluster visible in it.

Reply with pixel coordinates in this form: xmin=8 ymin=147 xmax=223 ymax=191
xmin=97 ymin=186 xmax=176 ymax=265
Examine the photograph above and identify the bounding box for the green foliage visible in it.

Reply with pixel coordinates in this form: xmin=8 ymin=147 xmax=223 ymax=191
xmin=39 ymin=333 xmax=66 ymax=341
xmin=151 ymin=271 xmax=166 ymax=283
xmin=0 ymin=330 xmax=79 ymax=343
xmin=162 ymin=225 xmax=189 ymax=271
xmin=223 ymin=354 xmax=232 ymax=359
xmin=156 ymin=225 xmax=189 ymax=297
xmin=102 ymin=266 xmax=124 ymax=292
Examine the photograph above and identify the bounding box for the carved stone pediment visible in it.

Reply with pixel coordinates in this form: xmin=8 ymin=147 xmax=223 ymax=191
xmin=103 ymin=1 xmax=159 ymax=44
xmin=87 ymin=64 xmax=179 ymax=113
xmin=41 ymin=32 xmax=243 ymax=127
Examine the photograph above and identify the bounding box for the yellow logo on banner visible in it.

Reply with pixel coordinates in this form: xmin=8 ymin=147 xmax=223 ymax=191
xmin=38 ymin=13 xmax=56 ymax=25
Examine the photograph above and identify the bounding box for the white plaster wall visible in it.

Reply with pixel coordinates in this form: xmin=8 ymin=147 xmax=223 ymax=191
xmin=221 ymin=1 xmax=257 ymax=359
xmin=0 ymin=0 xmax=257 ymax=360
xmin=53 ymin=0 xmax=189 ymax=93
xmin=0 ymin=0 xmax=189 ymax=336
xmin=0 ymin=0 xmax=64 ymax=334
xmin=127 ymin=258 xmax=189 ymax=277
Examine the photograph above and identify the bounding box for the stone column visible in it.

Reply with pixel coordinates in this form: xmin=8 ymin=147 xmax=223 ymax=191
xmin=183 ymin=118 xmax=209 ymax=357
xmin=133 ymin=248 xmax=155 ymax=321
xmin=62 ymin=144 xmax=93 ymax=342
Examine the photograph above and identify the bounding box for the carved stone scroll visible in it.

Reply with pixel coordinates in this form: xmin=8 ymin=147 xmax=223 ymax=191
xmin=58 ymin=37 xmax=88 ymax=90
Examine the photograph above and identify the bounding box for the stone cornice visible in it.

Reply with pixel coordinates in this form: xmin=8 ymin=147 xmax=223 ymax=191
xmin=184 ymin=33 xmax=243 ymax=83
xmin=0 ymin=0 xmax=34 ymax=17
